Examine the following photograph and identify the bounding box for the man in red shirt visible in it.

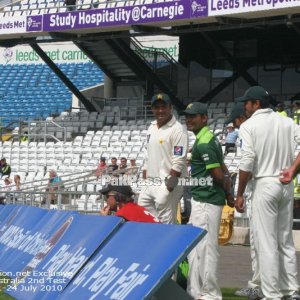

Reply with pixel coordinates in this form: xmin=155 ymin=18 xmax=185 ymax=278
xmin=99 ymin=185 xmax=159 ymax=223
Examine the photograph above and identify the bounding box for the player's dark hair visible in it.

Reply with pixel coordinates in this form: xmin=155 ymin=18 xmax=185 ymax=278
xmin=115 ymin=192 xmax=133 ymax=203
xmin=249 ymin=99 xmax=270 ymax=108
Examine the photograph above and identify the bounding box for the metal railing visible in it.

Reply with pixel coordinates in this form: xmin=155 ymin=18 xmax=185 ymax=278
xmin=130 ymin=38 xmax=178 ymax=93
xmin=27 ymin=120 xmax=67 ymax=142
xmin=4 ymin=169 xmax=105 ymax=213
xmin=90 ymin=97 xmax=153 ymax=121
xmin=4 ymin=167 xmax=142 ymax=213
xmin=6 ymin=190 xmax=102 ymax=213
xmin=1 ymin=119 xmax=69 ymax=143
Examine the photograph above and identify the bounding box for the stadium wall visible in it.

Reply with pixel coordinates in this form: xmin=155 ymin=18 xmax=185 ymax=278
xmin=178 ymin=30 xmax=300 ymax=102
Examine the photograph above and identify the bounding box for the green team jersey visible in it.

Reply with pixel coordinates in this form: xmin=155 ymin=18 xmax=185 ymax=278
xmin=190 ymin=126 xmax=225 ymax=206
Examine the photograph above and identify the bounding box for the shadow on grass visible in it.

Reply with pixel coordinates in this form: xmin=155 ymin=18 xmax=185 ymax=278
xmin=222 ymin=287 xmax=246 ymax=300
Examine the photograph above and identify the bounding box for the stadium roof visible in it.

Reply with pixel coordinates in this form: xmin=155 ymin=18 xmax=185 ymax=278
xmin=0 ymin=1 xmax=300 ymax=44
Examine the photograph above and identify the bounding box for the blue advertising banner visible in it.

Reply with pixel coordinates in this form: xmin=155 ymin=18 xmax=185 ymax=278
xmin=0 ymin=206 xmax=4 ymax=223
xmin=0 ymin=204 xmax=10 ymax=221
xmin=41 ymin=0 xmax=208 ymax=32
xmin=8 ymin=215 xmax=123 ymax=300
xmin=0 ymin=206 xmax=75 ymax=278
xmin=0 ymin=209 xmax=76 ymax=276
xmin=58 ymin=222 xmax=206 ymax=300
xmin=0 ymin=205 xmax=48 ymax=272
xmin=0 ymin=205 xmax=21 ymax=228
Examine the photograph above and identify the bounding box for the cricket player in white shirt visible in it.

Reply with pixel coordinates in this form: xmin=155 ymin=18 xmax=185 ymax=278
xmin=138 ymin=93 xmax=188 ymax=224
xmin=235 ymin=86 xmax=300 ymax=300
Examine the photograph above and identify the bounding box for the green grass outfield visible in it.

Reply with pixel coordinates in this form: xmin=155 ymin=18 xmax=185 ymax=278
xmin=222 ymin=288 xmax=247 ymax=299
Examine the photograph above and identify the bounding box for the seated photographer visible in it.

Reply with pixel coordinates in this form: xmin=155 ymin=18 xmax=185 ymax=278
xmin=99 ymin=184 xmax=159 ymax=223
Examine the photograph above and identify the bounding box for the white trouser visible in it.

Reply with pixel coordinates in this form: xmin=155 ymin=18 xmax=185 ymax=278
xmin=248 ymin=210 xmax=261 ymax=289
xmin=245 ymin=181 xmax=260 ymax=289
xmin=138 ymin=184 xmax=183 ymax=224
xmin=252 ymin=177 xmax=299 ymax=300
xmin=187 ymin=199 xmax=223 ymax=300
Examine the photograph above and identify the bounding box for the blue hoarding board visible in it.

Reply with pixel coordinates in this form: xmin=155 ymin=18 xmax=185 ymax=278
xmin=8 ymin=215 xmax=123 ymax=300
xmin=0 ymin=205 xmax=48 ymax=272
xmin=0 ymin=209 xmax=76 ymax=275
xmin=0 ymin=205 xmax=25 ymax=233
xmin=0 ymin=204 xmax=18 ymax=224
xmin=59 ymin=222 xmax=205 ymax=300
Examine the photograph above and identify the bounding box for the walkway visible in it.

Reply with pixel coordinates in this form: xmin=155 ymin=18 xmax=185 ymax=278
xmin=219 ymin=245 xmax=300 ymax=288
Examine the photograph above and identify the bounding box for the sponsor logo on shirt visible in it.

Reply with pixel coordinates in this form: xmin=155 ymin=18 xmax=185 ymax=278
xmin=202 ymin=153 xmax=209 ymax=161
xmin=174 ymin=146 xmax=183 ymax=156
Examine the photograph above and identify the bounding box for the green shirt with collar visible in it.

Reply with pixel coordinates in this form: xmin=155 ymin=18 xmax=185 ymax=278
xmin=190 ymin=126 xmax=225 ymax=205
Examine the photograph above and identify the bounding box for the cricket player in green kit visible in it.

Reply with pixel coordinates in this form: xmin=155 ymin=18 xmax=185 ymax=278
xmin=184 ymin=102 xmax=234 ymax=300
